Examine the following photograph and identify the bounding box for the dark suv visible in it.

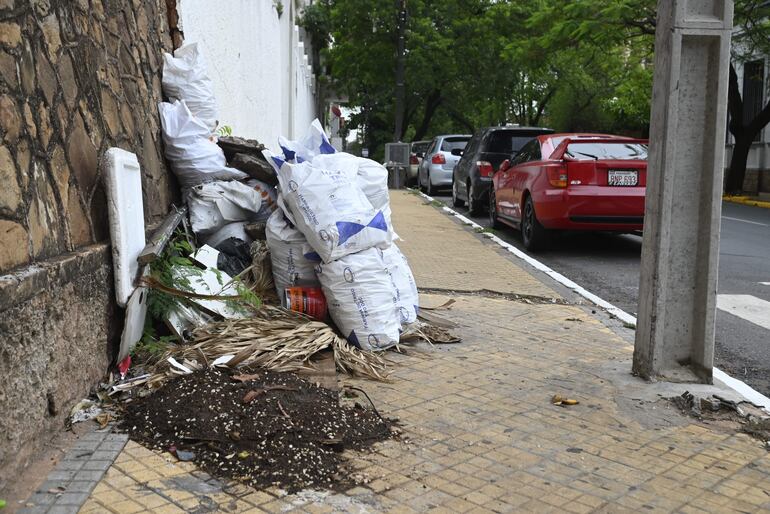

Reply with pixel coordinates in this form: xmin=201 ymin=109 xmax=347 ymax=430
xmin=452 ymin=126 xmax=554 ymax=214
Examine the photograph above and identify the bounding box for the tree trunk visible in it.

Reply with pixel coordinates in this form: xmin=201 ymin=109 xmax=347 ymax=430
xmin=725 ymin=136 xmax=751 ymax=194
xmin=412 ymin=90 xmax=442 ymax=141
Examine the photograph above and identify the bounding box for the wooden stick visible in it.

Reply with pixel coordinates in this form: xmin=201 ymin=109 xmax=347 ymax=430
xmin=137 ymin=205 xmax=188 ymax=265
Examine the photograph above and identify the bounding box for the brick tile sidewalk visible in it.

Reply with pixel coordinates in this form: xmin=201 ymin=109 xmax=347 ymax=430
xmin=23 ymin=190 xmax=770 ymax=513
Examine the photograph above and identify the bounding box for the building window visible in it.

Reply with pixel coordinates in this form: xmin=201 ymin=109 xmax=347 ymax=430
xmin=742 ymin=60 xmax=765 ymax=142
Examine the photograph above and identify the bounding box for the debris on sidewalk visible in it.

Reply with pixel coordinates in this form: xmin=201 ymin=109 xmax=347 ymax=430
xmin=671 ymin=391 xmax=770 ymax=446
xmin=121 ymin=367 xmax=392 ymax=492
xmin=551 ymin=394 xmax=580 ymax=406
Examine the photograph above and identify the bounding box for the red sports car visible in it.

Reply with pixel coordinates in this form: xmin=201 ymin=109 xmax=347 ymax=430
xmin=489 ymin=133 xmax=649 ymax=250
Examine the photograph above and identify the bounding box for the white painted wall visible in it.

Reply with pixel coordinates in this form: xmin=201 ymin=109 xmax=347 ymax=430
xmin=177 ymin=0 xmax=317 ymax=149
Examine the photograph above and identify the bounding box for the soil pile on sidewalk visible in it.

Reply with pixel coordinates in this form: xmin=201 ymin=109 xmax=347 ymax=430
xmin=121 ymin=368 xmax=391 ymax=492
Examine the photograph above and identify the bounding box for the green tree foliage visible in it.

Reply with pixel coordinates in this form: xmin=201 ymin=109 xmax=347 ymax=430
xmin=304 ymin=0 xmax=769 ymax=188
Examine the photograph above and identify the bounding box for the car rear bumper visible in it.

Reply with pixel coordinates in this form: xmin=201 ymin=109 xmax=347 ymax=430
xmin=534 ymin=186 xmax=645 ymax=230
xmin=409 ymin=164 xmax=419 ymax=179
xmin=426 ymin=164 xmax=454 ymax=186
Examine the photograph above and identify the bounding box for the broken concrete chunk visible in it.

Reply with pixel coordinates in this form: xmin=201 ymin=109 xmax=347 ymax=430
xmin=217 ymin=135 xmax=266 ymax=161
xmin=229 ymin=153 xmax=278 ymax=185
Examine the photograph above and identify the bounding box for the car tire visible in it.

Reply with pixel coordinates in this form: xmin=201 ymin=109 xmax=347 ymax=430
xmin=521 ymin=195 xmax=548 ymax=251
xmin=467 ymin=180 xmax=484 ymax=216
xmin=489 ymin=188 xmax=502 ymax=229
xmin=451 ymin=177 xmax=464 ymax=207
xmin=426 ymin=171 xmax=436 ymax=196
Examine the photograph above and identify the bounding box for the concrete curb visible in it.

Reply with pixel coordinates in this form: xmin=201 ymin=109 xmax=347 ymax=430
xmin=723 ymin=195 xmax=770 ymax=209
xmin=414 ymin=189 xmax=770 ymax=413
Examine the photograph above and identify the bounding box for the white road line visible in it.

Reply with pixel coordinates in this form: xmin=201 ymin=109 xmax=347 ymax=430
xmin=717 ymin=294 xmax=770 ymax=331
xmin=759 ymin=282 xmax=770 ymax=286
xmin=722 ymin=216 xmax=768 ymax=226
xmin=415 ymin=190 xmax=770 ymax=412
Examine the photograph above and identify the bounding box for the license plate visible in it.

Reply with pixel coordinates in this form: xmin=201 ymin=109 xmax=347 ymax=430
xmin=608 ymin=170 xmax=638 ymax=186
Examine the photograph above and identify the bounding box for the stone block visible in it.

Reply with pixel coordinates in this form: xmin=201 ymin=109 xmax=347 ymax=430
xmin=67 ymin=187 xmax=91 ymax=248
xmin=57 ymin=54 xmax=77 ymax=109
xmin=41 ymin=14 xmax=62 ymax=61
xmin=67 ymin=113 xmax=98 ymax=195
xmin=0 ymin=145 xmax=22 ymax=212
xmin=100 ymin=89 xmax=121 ymax=137
xmin=0 ymin=50 xmax=17 ymax=88
xmin=22 ymin=101 xmax=36 ymax=139
xmin=37 ymin=102 xmax=51 ymax=148
xmin=36 ymin=54 xmax=57 ymax=106
xmin=0 ymin=93 xmax=20 ymax=142
xmin=0 ymin=22 xmax=21 ymax=47
xmin=0 ymin=219 xmax=29 ymax=271
xmin=28 ymin=165 xmax=63 ymax=259
xmin=19 ymin=42 xmax=36 ymax=93
xmin=16 ymin=138 xmax=30 ymax=188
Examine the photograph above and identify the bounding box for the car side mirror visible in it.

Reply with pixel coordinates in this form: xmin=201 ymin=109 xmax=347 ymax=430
xmin=451 ymin=148 xmax=463 ymax=156
xmin=499 ymin=159 xmax=510 ymax=172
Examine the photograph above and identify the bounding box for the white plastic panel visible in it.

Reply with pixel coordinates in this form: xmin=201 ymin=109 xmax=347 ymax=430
xmin=103 ymin=148 xmax=146 ymax=307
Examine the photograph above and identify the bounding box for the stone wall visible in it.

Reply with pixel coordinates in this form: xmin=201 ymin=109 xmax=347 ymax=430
xmin=0 ymin=0 xmax=176 ymax=491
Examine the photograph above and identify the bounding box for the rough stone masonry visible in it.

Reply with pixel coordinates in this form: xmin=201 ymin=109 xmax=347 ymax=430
xmin=0 ymin=0 xmax=178 ymax=493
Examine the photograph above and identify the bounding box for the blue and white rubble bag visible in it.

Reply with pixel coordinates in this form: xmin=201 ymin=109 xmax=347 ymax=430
xmin=310 ymin=247 xmax=401 ymax=351
xmin=380 ymin=244 xmax=419 ymax=325
xmin=265 ymin=206 xmax=320 ymax=306
xmin=277 ymin=119 xmax=336 ymax=163
xmin=263 ymin=150 xmax=393 ymax=263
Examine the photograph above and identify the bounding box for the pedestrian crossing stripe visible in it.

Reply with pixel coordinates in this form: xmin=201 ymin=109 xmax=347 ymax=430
xmin=717 ymin=294 xmax=770 ymax=331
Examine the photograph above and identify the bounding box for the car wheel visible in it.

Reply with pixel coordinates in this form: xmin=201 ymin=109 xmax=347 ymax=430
xmin=489 ymin=188 xmax=502 ymax=229
xmin=467 ymin=180 xmax=484 ymax=216
xmin=426 ymin=171 xmax=436 ymax=196
xmin=521 ymin=195 xmax=548 ymax=251
xmin=451 ymin=176 xmax=464 ymax=207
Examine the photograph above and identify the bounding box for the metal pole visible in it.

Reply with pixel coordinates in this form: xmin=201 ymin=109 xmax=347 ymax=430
xmin=393 ymin=0 xmax=406 ymax=142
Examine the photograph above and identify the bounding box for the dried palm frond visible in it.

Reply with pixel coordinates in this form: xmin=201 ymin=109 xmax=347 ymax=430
xmin=147 ymin=306 xmax=390 ymax=382
xmin=249 ymin=240 xmax=274 ymax=296
xmin=400 ymin=321 xmax=461 ymax=344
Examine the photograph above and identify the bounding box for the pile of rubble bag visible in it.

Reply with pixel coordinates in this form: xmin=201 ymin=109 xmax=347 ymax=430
xmin=155 ymin=42 xmax=420 ymax=352
xmin=263 ymin=120 xmax=420 ymax=351
xmin=94 ymin=41 xmax=461 ymax=400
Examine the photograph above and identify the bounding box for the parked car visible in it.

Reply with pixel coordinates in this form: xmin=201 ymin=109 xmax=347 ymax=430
xmin=418 ymin=135 xmax=471 ymax=195
xmin=409 ymin=140 xmax=431 ymax=185
xmin=489 ymin=133 xmax=649 ymax=250
xmin=452 ymin=126 xmax=554 ymax=215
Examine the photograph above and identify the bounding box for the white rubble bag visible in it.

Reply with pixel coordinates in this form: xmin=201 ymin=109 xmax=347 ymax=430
xmin=246 ymin=178 xmax=278 ymax=222
xmin=159 ymin=100 xmax=246 ymax=189
xmin=265 ymin=208 xmax=320 ymax=305
xmin=263 ymin=151 xmax=393 ymax=263
xmin=187 ymin=180 xmax=262 ymax=236
xmin=312 ymin=247 xmax=400 ymax=351
xmin=161 ymin=42 xmax=219 ymax=132
xmin=380 ymin=244 xmax=419 ymax=325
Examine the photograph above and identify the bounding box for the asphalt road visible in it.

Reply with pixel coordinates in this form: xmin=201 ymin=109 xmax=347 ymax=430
xmin=431 ymin=191 xmax=770 ymax=397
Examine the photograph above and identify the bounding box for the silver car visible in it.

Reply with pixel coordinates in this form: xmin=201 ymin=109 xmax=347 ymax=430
xmin=418 ymin=135 xmax=471 ymax=195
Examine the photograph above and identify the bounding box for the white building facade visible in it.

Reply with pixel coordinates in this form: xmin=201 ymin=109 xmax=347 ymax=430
xmin=177 ymin=0 xmax=317 ymax=148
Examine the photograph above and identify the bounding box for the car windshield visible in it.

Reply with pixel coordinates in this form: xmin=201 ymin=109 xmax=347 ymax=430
xmin=487 ymin=131 xmax=541 ymax=154
xmin=441 ymin=137 xmax=469 ymax=152
xmin=412 ymin=142 xmax=429 ymax=153
xmin=565 ymin=142 xmax=648 ymax=161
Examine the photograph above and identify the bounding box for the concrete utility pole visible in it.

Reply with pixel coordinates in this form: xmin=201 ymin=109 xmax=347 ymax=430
xmin=393 ymin=0 xmax=407 ymax=142
xmin=634 ymin=0 xmax=734 ymax=383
